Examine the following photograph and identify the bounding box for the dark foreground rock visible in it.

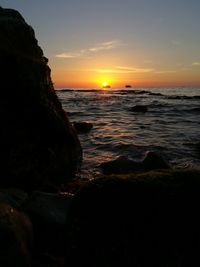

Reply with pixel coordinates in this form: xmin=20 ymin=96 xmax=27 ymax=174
xmin=0 ymin=7 xmax=82 ymax=189
xmin=0 ymin=203 xmax=33 ymax=267
xmin=0 ymin=188 xmax=28 ymax=209
xmin=24 ymin=191 xmax=73 ymax=266
xmin=66 ymin=169 xmax=200 ymax=267
xmin=25 ymin=191 xmax=72 ymax=225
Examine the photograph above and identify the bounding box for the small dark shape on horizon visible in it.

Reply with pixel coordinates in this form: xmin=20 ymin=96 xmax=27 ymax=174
xmin=125 ymin=84 xmax=132 ymax=88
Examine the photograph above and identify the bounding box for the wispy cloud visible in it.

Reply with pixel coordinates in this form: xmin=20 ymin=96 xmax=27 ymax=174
xmin=87 ymin=40 xmax=121 ymax=52
xmin=91 ymin=66 xmax=154 ymax=74
xmin=117 ymin=66 xmax=154 ymax=73
xmin=56 ymin=52 xmax=81 ymax=58
xmin=192 ymin=62 xmax=200 ymax=66
xmin=89 ymin=66 xmax=179 ymax=75
xmin=55 ymin=40 xmax=122 ymax=58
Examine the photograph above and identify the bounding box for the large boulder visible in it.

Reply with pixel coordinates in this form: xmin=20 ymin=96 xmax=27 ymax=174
xmin=0 ymin=7 xmax=82 ymax=189
xmin=66 ymin=170 xmax=200 ymax=267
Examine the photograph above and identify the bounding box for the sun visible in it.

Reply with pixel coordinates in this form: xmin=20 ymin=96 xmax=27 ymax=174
xmin=102 ymin=81 xmax=108 ymax=87
xmin=97 ymin=78 xmax=112 ymax=88
xmin=102 ymin=81 xmax=111 ymax=88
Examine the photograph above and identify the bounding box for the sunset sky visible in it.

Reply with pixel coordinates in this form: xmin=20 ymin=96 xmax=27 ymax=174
xmin=1 ymin=0 xmax=200 ymax=88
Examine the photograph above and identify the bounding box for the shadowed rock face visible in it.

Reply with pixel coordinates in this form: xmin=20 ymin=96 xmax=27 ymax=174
xmin=0 ymin=203 xmax=33 ymax=267
xmin=66 ymin=170 xmax=200 ymax=267
xmin=0 ymin=7 xmax=82 ymax=189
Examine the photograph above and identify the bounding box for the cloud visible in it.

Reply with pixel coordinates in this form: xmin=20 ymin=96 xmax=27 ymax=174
xmin=87 ymin=40 xmax=121 ymax=52
xmin=55 ymin=40 xmax=122 ymax=58
xmin=93 ymin=66 xmax=154 ymax=74
xmin=117 ymin=66 xmax=154 ymax=73
xmin=56 ymin=52 xmax=81 ymax=58
xmin=91 ymin=66 xmax=178 ymax=75
xmin=192 ymin=62 xmax=200 ymax=66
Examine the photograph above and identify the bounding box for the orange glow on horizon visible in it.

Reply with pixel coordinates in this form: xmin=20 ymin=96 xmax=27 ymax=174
xmin=51 ymin=67 xmax=200 ymax=89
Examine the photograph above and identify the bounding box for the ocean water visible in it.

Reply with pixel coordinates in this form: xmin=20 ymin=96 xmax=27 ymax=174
xmin=56 ymin=87 xmax=200 ymax=179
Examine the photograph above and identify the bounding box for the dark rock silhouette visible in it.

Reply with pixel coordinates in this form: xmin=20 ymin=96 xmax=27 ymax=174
xmin=142 ymin=151 xmax=170 ymax=170
xmin=99 ymin=156 xmax=142 ymax=174
xmin=25 ymin=191 xmax=72 ymax=225
xmin=73 ymin=121 xmax=93 ymax=134
xmin=24 ymin=191 xmax=73 ymax=264
xmin=66 ymin=170 xmax=200 ymax=267
xmin=0 ymin=7 xmax=82 ymax=189
xmin=0 ymin=188 xmax=28 ymax=209
xmin=0 ymin=203 xmax=33 ymax=267
xmin=130 ymin=105 xmax=148 ymax=112
xmin=99 ymin=152 xmax=170 ymax=175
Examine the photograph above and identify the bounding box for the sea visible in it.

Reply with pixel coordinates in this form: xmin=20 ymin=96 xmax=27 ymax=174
xmin=56 ymin=87 xmax=200 ymax=180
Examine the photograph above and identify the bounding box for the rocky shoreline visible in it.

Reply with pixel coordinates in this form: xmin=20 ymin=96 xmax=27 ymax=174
xmin=1 ymin=169 xmax=200 ymax=266
xmin=1 ymin=7 xmax=200 ymax=267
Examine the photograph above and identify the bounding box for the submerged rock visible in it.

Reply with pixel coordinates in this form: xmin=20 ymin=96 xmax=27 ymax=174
xmin=0 ymin=7 xmax=82 ymax=189
xmin=130 ymin=105 xmax=148 ymax=112
xmin=99 ymin=152 xmax=170 ymax=175
xmin=73 ymin=121 xmax=93 ymax=134
xmin=142 ymin=151 xmax=170 ymax=170
xmin=99 ymin=156 xmax=142 ymax=174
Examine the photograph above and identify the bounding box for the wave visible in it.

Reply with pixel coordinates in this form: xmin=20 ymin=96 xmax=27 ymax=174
xmin=167 ymin=95 xmax=200 ymax=100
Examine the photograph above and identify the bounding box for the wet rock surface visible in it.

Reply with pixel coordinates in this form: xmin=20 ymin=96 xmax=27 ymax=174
xmin=99 ymin=151 xmax=170 ymax=175
xmin=99 ymin=155 xmax=143 ymax=174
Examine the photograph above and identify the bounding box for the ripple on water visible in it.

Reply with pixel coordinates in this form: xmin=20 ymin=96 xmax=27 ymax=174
xmin=56 ymin=88 xmax=200 ymax=179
